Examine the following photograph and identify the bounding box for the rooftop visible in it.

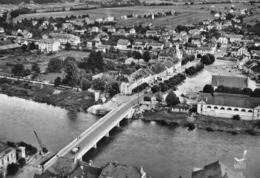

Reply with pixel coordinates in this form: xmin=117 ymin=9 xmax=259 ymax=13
xmin=99 ymin=162 xmax=144 ymax=178
xmin=192 ymin=160 xmax=245 ymax=178
xmin=0 ymin=142 xmax=15 ymax=159
xmin=211 ymin=75 xmax=248 ymax=88
xmin=198 ymin=92 xmax=260 ymax=109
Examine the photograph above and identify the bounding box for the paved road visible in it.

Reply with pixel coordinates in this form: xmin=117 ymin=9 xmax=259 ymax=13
xmin=57 ymin=92 xmax=144 ymax=160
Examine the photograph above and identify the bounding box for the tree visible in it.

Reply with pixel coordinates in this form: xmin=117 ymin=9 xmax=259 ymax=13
xmin=80 ymin=78 xmax=91 ymax=91
xmin=7 ymin=163 xmax=19 ymax=175
xmin=63 ymin=61 xmax=79 ymax=87
xmin=91 ymin=78 xmax=106 ymax=91
xmin=151 ymin=85 xmax=160 ymax=93
xmin=21 ymin=44 xmax=27 ymax=51
xmin=64 ymin=56 xmax=76 ymax=65
xmin=12 ymin=63 xmax=25 ymax=76
xmin=65 ymin=42 xmax=72 ymax=50
xmin=47 ymin=58 xmax=62 ymax=72
xmin=251 ymin=88 xmax=260 ymax=98
xmin=133 ymin=51 xmax=142 ymax=59
xmin=203 ymin=84 xmax=214 ymax=93
xmin=18 ymin=158 xmax=26 ymax=168
xmin=31 ymin=62 xmax=41 ymax=74
xmin=208 ymin=54 xmax=215 ymax=64
xmin=106 ymin=82 xmax=120 ymax=97
xmin=165 ymin=90 xmax=180 ymax=107
xmin=54 ymin=76 xmax=61 ymax=87
xmin=143 ymin=51 xmax=151 ymax=62
xmin=201 ymin=54 xmax=211 ymax=65
xmin=29 ymin=42 xmax=36 ymax=50
xmin=242 ymin=88 xmax=253 ymax=96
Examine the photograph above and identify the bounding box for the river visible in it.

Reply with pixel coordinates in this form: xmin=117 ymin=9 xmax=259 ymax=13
xmin=0 ymin=94 xmax=260 ymax=178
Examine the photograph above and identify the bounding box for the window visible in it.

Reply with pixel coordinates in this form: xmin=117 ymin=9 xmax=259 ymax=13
xmin=241 ymin=109 xmax=246 ymax=112
xmin=220 ymin=107 xmax=225 ymax=110
xmin=227 ymin=108 xmax=232 ymax=111
xmin=248 ymin=110 xmax=253 ymax=113
xmin=207 ymin=106 xmax=212 ymax=109
xmin=234 ymin=108 xmax=239 ymax=111
xmin=214 ymin=106 xmax=218 ymax=109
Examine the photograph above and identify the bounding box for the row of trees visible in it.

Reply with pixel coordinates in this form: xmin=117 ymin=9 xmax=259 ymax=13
xmin=200 ymin=54 xmax=215 ymax=65
xmin=11 ymin=62 xmax=41 ymax=77
xmin=181 ymin=54 xmax=195 ymax=66
xmin=202 ymin=84 xmax=260 ymax=98
xmin=185 ymin=63 xmax=204 ymax=76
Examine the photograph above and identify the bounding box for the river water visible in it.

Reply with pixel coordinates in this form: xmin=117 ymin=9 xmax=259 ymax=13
xmin=0 ymin=94 xmax=260 ymax=178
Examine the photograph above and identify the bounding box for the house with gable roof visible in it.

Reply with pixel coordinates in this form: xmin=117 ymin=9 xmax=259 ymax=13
xmin=117 ymin=39 xmax=131 ymax=50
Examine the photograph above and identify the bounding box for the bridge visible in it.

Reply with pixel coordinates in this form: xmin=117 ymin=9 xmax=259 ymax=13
xmin=43 ymin=93 xmax=142 ymax=171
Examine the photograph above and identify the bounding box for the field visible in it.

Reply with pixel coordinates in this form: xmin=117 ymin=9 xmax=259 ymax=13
xmin=244 ymin=9 xmax=260 ymax=25
xmin=13 ymin=2 xmax=253 ymax=26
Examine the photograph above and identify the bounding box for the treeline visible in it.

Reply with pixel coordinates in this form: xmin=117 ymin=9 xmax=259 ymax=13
xmin=70 ymin=6 xmax=97 ymax=11
xmin=0 ymin=0 xmax=60 ymax=4
xmin=203 ymin=84 xmax=260 ymax=98
xmin=185 ymin=63 xmax=204 ymax=76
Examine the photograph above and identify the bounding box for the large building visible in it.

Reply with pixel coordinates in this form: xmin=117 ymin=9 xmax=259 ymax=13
xmin=38 ymin=39 xmax=61 ymax=53
xmin=49 ymin=33 xmax=81 ymax=46
xmin=0 ymin=142 xmax=17 ymax=177
xmin=211 ymin=75 xmax=248 ymax=89
xmin=197 ymin=92 xmax=260 ymax=120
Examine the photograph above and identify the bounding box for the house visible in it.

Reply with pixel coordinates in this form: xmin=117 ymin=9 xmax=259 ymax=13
xmin=172 ymin=103 xmax=190 ymax=113
xmin=237 ymin=47 xmax=250 ymax=57
xmin=104 ymin=16 xmax=114 ymax=22
xmin=146 ymin=42 xmax=164 ymax=51
xmin=38 ymin=39 xmax=61 ymax=52
xmin=186 ymin=46 xmax=197 ymax=55
xmin=91 ymin=26 xmax=99 ymax=33
xmin=192 ymin=160 xmax=245 ymax=178
xmin=99 ymin=162 xmax=147 ymax=178
xmin=197 ymin=46 xmax=214 ymax=55
xmin=0 ymin=39 xmax=21 ymax=51
xmin=129 ymin=28 xmax=136 ymax=34
xmin=146 ymin=30 xmax=158 ymax=37
xmin=0 ymin=27 xmax=4 ymax=34
xmin=218 ymin=36 xmax=228 ymax=46
xmin=62 ymin=23 xmax=74 ymax=30
xmin=211 ymin=75 xmax=248 ymax=89
xmin=49 ymin=33 xmax=80 ymax=46
xmin=0 ymin=142 xmax=17 ymax=177
xmin=225 ymin=34 xmax=243 ymax=43
xmin=117 ymin=39 xmax=131 ymax=50
xmin=132 ymin=39 xmax=146 ymax=50
xmin=107 ymin=26 xmax=116 ymax=33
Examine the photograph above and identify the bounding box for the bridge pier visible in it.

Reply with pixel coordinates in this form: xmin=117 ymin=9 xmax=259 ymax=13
xmin=93 ymin=144 xmax=97 ymax=149
xmin=115 ymin=123 xmax=120 ymax=127
xmin=105 ymin=132 xmax=109 ymax=137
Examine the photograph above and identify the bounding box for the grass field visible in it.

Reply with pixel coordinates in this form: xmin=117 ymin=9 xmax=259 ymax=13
xmin=13 ymin=2 xmax=253 ymax=23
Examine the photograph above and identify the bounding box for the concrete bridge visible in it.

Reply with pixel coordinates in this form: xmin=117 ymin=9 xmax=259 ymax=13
xmin=43 ymin=93 xmax=142 ymax=171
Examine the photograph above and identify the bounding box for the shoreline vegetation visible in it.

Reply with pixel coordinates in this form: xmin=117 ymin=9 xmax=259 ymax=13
xmin=0 ymin=78 xmax=97 ymax=117
xmin=142 ymin=110 xmax=260 ymax=136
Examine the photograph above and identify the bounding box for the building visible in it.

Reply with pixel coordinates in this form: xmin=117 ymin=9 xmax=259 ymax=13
xmin=0 ymin=142 xmax=17 ymax=177
xmin=211 ymin=75 xmax=248 ymax=89
xmin=146 ymin=30 xmax=158 ymax=37
xmin=192 ymin=160 xmax=245 ymax=178
xmin=0 ymin=27 xmax=4 ymax=34
xmin=116 ymin=39 xmax=131 ymax=50
xmin=218 ymin=36 xmax=228 ymax=46
xmin=38 ymin=39 xmax=60 ymax=52
xmin=197 ymin=92 xmax=260 ymax=120
xmin=99 ymin=162 xmax=146 ymax=178
xmin=49 ymin=33 xmax=80 ymax=46
xmin=172 ymin=103 xmax=191 ymax=113
xmin=197 ymin=46 xmax=214 ymax=55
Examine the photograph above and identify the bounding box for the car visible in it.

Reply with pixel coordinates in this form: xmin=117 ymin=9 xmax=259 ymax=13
xmin=71 ymin=147 xmax=80 ymax=154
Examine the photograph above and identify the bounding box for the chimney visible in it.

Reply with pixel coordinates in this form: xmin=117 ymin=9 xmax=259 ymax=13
xmin=205 ymin=97 xmax=208 ymax=102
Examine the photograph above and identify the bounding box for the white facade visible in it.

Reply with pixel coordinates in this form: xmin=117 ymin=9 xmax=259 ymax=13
xmin=38 ymin=39 xmax=60 ymax=52
xmin=197 ymin=101 xmax=260 ymax=120
xmin=0 ymin=145 xmax=17 ymax=176
xmin=218 ymin=37 xmax=228 ymax=46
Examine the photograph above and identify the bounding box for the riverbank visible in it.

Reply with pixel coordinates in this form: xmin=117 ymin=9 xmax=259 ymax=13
xmin=0 ymin=78 xmax=97 ymax=115
xmin=142 ymin=110 xmax=260 ymax=136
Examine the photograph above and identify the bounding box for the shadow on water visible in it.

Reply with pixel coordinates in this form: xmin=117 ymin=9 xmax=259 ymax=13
xmin=82 ymin=118 xmax=131 ymax=162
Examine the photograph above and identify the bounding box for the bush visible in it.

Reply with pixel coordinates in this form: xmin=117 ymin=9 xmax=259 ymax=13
xmin=201 ymin=54 xmax=215 ymax=65
xmin=245 ymin=129 xmax=257 ymax=136
xmin=232 ymin=115 xmax=241 ymax=121
xmin=18 ymin=158 xmax=26 ymax=168
xmin=203 ymin=84 xmax=214 ymax=93
xmin=143 ymin=96 xmax=151 ymax=101
xmin=19 ymin=142 xmax=37 ymax=156
xmin=7 ymin=163 xmax=19 ymax=175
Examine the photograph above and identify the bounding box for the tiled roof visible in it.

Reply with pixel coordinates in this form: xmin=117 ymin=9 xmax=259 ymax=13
xmin=211 ymin=75 xmax=248 ymax=88
xmin=150 ymin=63 xmax=166 ymax=74
xmin=117 ymin=39 xmax=130 ymax=46
xmin=198 ymin=92 xmax=260 ymax=109
xmin=192 ymin=160 xmax=245 ymax=178
xmin=0 ymin=43 xmax=21 ymax=51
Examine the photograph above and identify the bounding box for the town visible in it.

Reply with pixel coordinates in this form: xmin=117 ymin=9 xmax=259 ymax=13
xmin=0 ymin=0 xmax=260 ymax=178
